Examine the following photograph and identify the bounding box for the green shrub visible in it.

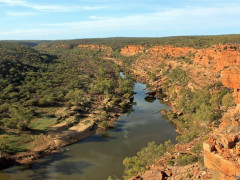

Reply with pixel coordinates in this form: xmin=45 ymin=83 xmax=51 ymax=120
xmin=190 ymin=143 xmax=203 ymax=156
xmin=123 ymin=140 xmax=173 ymax=179
xmin=99 ymin=120 xmax=108 ymax=130
xmin=107 ymin=176 xmax=114 ymax=180
xmin=175 ymin=154 xmax=198 ymax=166
xmin=167 ymin=110 xmax=175 ymax=120
xmin=176 ymin=131 xmax=197 ymax=143
xmin=171 ymin=91 xmax=177 ymax=100
xmin=222 ymin=92 xmax=235 ymax=110
xmin=168 ymin=67 xmax=189 ymax=85
xmin=166 ymin=159 xmax=175 ymax=166
xmin=119 ymin=101 xmax=129 ymax=109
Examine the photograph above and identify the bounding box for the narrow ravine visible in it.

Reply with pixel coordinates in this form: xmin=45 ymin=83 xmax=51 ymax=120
xmin=1 ymin=79 xmax=177 ymax=180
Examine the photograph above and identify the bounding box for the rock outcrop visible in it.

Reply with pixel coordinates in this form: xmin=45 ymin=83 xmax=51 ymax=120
xmin=194 ymin=44 xmax=240 ymax=72
xmin=222 ymin=66 xmax=240 ymax=89
xmin=222 ymin=66 xmax=240 ymax=104
xmin=120 ymin=45 xmax=144 ymax=56
xmin=204 ymin=64 xmax=240 ymax=180
xmin=203 ymin=104 xmax=240 ymax=180
xmin=149 ymin=46 xmax=195 ymax=57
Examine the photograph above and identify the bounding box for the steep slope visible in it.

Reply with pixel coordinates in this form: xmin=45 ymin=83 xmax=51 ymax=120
xmin=118 ymin=44 xmax=240 ymax=180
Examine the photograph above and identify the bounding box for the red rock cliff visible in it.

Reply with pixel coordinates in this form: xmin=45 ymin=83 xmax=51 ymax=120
xmin=120 ymin=45 xmax=144 ymax=56
xmin=203 ymin=104 xmax=240 ymax=180
xmin=194 ymin=44 xmax=240 ymax=72
xmin=124 ymin=44 xmax=240 ymax=180
xmin=221 ymin=66 xmax=240 ymax=104
xmin=149 ymin=46 xmax=195 ymax=57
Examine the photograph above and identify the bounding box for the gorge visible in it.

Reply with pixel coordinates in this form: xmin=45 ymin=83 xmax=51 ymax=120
xmin=1 ymin=36 xmax=240 ymax=179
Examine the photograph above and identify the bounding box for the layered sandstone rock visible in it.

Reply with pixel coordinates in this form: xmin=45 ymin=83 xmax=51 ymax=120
xmin=234 ymin=89 xmax=240 ymax=104
xmin=222 ymin=66 xmax=240 ymax=89
xmin=194 ymin=44 xmax=240 ymax=72
xmin=149 ymin=46 xmax=195 ymax=58
xmin=204 ymin=104 xmax=240 ymax=180
xmin=120 ymin=45 xmax=144 ymax=56
xmin=221 ymin=66 xmax=240 ymax=104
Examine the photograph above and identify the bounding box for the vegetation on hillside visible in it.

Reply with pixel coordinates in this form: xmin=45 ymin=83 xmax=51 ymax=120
xmin=9 ymin=34 xmax=240 ymax=49
xmin=123 ymin=140 xmax=174 ymax=179
xmin=0 ymin=42 xmax=133 ymax=155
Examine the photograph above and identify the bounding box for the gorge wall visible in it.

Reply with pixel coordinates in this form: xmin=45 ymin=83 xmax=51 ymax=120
xmin=119 ymin=44 xmax=240 ymax=180
xmin=74 ymin=43 xmax=240 ymax=179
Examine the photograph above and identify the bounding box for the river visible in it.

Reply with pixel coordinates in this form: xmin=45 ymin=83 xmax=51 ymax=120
xmin=1 ymin=78 xmax=177 ymax=180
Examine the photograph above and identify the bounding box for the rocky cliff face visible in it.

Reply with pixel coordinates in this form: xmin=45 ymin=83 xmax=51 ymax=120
xmin=149 ymin=45 xmax=195 ymax=57
xmin=194 ymin=44 xmax=240 ymax=72
xmin=120 ymin=44 xmax=240 ymax=180
xmin=120 ymin=45 xmax=144 ymax=56
xmin=203 ymin=65 xmax=240 ymax=180
xmin=203 ymin=104 xmax=240 ymax=180
xmin=121 ymin=44 xmax=240 ymax=102
xmin=222 ymin=66 xmax=240 ymax=104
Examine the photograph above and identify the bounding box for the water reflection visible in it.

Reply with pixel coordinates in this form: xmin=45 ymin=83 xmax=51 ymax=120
xmin=144 ymin=96 xmax=156 ymax=103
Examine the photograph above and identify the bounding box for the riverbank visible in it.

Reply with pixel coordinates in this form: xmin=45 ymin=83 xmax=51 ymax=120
xmin=1 ymin=91 xmax=133 ymax=169
xmin=2 ymin=79 xmax=177 ymax=180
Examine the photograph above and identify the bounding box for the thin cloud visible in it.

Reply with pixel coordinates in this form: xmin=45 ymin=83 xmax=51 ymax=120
xmin=0 ymin=0 xmax=27 ymax=6
xmin=6 ymin=11 xmax=39 ymax=17
xmin=0 ymin=5 xmax=240 ymax=39
xmin=89 ymin=15 xmax=97 ymax=19
xmin=32 ymin=5 xmax=82 ymax=12
xmin=83 ymin=6 xmax=106 ymax=10
xmin=0 ymin=0 xmax=106 ymax=12
xmin=44 ymin=5 xmax=240 ymax=30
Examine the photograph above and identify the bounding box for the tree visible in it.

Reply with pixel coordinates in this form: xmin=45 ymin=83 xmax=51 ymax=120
xmin=0 ymin=135 xmax=8 ymax=158
xmin=3 ymin=105 xmax=33 ymax=130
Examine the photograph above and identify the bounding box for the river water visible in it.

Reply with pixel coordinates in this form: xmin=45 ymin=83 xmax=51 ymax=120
xmin=1 ymin=79 xmax=177 ymax=180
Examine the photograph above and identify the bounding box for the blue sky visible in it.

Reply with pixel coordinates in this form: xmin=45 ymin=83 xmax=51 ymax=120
xmin=0 ymin=0 xmax=240 ymax=40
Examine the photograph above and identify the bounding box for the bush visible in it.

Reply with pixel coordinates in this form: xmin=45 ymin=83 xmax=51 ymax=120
xmin=3 ymin=105 xmax=34 ymax=130
xmin=176 ymin=131 xmax=197 ymax=143
xmin=194 ymin=103 xmax=214 ymax=123
xmin=119 ymin=101 xmax=129 ymax=109
xmin=190 ymin=143 xmax=203 ymax=156
xmin=175 ymin=154 xmax=198 ymax=166
xmin=99 ymin=120 xmax=108 ymax=130
xmin=167 ymin=110 xmax=175 ymax=120
xmin=123 ymin=140 xmax=173 ymax=179
xmin=168 ymin=67 xmax=189 ymax=85
xmin=166 ymin=159 xmax=175 ymax=166
xmin=222 ymin=92 xmax=235 ymax=110
xmin=171 ymin=91 xmax=177 ymax=100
